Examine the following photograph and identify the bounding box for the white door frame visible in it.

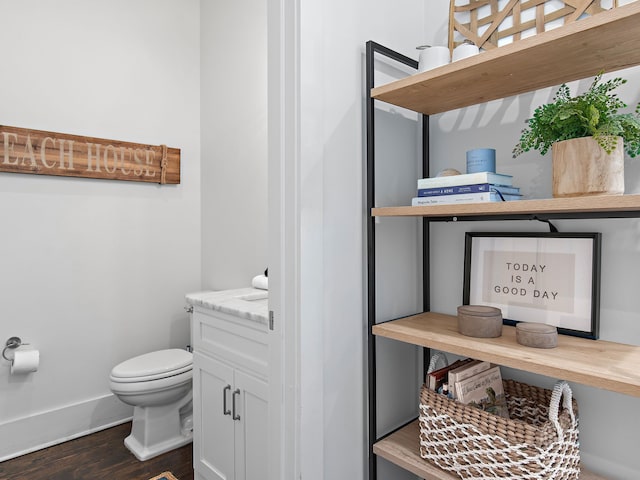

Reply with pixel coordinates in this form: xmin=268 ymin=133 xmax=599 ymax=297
xmin=267 ymin=0 xmax=300 ymax=479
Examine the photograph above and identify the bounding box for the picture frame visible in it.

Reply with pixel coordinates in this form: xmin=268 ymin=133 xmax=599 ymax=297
xmin=463 ymin=232 xmax=601 ymax=339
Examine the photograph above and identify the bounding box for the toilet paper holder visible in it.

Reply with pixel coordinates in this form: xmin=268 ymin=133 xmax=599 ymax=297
xmin=2 ymin=336 xmax=27 ymax=363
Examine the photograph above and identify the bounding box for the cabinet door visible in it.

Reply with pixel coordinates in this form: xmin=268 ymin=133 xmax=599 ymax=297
xmin=233 ymin=370 xmax=268 ymax=480
xmin=193 ymin=352 xmax=236 ymax=480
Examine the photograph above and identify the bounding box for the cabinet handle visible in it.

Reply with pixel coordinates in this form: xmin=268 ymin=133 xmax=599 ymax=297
xmin=223 ymin=384 xmax=231 ymax=416
xmin=232 ymin=388 xmax=241 ymax=421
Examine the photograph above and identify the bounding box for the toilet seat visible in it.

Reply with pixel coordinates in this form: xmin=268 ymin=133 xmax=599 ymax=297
xmin=110 ymin=369 xmax=192 ymax=395
xmin=110 ymin=349 xmax=193 ymax=383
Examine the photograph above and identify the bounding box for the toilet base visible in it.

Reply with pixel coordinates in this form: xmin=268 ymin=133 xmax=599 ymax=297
xmin=125 ymin=429 xmax=193 ymax=461
xmin=124 ymin=394 xmax=193 ymax=461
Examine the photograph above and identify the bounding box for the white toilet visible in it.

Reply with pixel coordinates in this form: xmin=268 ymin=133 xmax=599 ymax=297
xmin=109 ymin=348 xmax=194 ymax=461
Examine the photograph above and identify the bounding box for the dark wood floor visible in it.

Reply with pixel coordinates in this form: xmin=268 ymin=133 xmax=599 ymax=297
xmin=0 ymin=422 xmax=193 ymax=480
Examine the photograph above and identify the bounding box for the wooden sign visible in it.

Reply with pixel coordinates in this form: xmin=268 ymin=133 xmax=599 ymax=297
xmin=0 ymin=125 xmax=180 ymax=184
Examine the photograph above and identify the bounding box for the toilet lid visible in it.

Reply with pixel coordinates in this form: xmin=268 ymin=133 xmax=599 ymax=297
xmin=111 ymin=349 xmax=193 ymax=382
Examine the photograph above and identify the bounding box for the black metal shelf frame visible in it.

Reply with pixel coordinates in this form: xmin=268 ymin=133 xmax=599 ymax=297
xmin=365 ymin=37 xmax=640 ymax=480
xmin=365 ymin=40 xmax=430 ymax=480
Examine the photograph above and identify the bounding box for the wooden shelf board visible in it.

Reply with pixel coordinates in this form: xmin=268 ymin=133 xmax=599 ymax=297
xmin=374 ymin=420 xmax=607 ymax=480
xmin=371 ymin=2 xmax=640 ymax=115
xmin=372 ymin=312 xmax=640 ymax=397
xmin=372 ymin=194 xmax=640 ymax=218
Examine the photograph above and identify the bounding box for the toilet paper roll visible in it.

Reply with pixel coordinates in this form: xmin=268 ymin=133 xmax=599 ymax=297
xmin=11 ymin=348 xmax=39 ymax=374
xmin=251 ymin=274 xmax=269 ymax=290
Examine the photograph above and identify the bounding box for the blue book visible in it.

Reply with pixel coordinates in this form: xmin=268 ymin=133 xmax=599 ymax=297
xmin=417 ymin=183 xmax=520 ymax=197
xmin=411 ymin=191 xmax=522 ymax=206
xmin=490 ymin=185 xmax=521 ymax=195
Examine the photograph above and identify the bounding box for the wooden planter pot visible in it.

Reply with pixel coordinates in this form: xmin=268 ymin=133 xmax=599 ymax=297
xmin=552 ymin=136 xmax=624 ymax=197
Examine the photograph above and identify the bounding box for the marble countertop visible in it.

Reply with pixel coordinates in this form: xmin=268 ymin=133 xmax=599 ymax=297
xmin=186 ymin=288 xmax=268 ymax=325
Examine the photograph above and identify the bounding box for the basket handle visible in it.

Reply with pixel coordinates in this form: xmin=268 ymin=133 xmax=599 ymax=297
xmin=548 ymin=380 xmax=576 ymax=441
xmin=427 ymin=351 xmax=448 ymax=374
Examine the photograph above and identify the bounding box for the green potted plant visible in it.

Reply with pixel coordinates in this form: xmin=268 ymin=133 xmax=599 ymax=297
xmin=513 ymin=73 xmax=640 ymax=197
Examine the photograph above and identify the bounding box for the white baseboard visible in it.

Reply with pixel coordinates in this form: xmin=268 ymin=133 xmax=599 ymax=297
xmin=0 ymin=393 xmax=133 ymax=462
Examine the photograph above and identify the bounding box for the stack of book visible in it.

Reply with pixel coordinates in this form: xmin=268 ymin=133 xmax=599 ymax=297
xmin=426 ymin=357 xmax=509 ymax=418
xmin=411 ymin=171 xmax=522 ymax=206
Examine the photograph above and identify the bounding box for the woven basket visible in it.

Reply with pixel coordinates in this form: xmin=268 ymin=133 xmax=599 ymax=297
xmin=419 ymin=379 xmax=580 ymax=479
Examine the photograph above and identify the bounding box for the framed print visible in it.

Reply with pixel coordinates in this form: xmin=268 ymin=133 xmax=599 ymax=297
xmin=463 ymin=232 xmax=601 ymax=339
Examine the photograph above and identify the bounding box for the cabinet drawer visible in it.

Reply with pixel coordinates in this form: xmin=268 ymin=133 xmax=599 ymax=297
xmin=192 ymin=307 xmax=268 ymax=378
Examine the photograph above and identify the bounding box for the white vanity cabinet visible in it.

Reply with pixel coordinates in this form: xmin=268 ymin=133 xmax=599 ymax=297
xmin=188 ymin=290 xmax=269 ymax=480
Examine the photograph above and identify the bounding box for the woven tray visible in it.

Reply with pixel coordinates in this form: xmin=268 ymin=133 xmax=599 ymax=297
xmin=419 ymin=379 xmax=580 ymax=479
xmin=449 ymin=0 xmax=618 ymax=51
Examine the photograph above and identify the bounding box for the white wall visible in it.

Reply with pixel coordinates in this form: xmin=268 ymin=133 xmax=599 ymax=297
xmin=0 ymin=0 xmax=201 ymax=461
xmin=299 ymin=1 xmax=426 ymax=478
xmin=200 ymin=0 xmax=269 ymax=291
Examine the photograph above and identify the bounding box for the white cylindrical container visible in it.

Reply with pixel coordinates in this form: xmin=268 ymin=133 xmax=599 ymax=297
xmin=452 ymin=41 xmax=480 ymax=62
xmin=417 ymin=45 xmax=450 ymax=72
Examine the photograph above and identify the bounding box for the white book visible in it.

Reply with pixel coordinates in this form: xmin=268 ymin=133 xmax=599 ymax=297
xmin=417 ymin=171 xmax=513 ymax=189
xmin=411 ymin=191 xmax=522 ymax=206
xmin=454 ymin=365 xmax=509 ymax=418
xmin=448 ymin=360 xmax=491 ymax=399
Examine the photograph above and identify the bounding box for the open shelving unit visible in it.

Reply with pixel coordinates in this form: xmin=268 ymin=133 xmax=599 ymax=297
xmin=365 ymin=3 xmax=640 ymax=480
